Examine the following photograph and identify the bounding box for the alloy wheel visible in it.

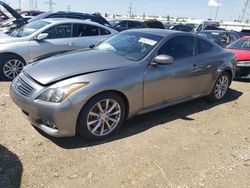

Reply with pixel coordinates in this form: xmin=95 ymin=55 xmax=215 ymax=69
xmin=3 ymin=59 xmax=25 ymax=80
xmin=87 ymin=99 xmax=121 ymax=137
xmin=214 ymin=75 xmax=229 ymax=99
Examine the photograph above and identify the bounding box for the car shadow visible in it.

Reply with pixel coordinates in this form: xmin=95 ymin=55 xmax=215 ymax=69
xmin=0 ymin=145 xmax=23 ymax=188
xmin=234 ymin=78 xmax=250 ymax=83
xmin=37 ymin=88 xmax=243 ymax=149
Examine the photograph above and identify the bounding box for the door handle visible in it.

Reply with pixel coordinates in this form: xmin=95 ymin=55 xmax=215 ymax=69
xmin=192 ymin=64 xmax=198 ymax=70
xmin=65 ymin=42 xmax=74 ymax=46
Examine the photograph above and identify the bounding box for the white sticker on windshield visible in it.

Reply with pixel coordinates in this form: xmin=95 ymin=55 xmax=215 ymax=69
xmin=212 ymin=32 xmax=219 ymax=35
xmin=139 ymin=38 xmax=157 ymax=46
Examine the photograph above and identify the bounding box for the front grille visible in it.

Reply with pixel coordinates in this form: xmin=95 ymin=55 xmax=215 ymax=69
xmin=14 ymin=76 xmax=36 ymax=97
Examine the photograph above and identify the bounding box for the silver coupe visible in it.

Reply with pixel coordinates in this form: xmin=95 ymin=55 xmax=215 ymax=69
xmin=0 ymin=18 xmax=117 ymax=80
xmin=10 ymin=29 xmax=237 ymax=140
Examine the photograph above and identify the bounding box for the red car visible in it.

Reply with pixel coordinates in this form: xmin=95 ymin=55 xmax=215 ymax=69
xmin=226 ymin=36 xmax=250 ymax=79
xmin=0 ymin=9 xmax=9 ymax=22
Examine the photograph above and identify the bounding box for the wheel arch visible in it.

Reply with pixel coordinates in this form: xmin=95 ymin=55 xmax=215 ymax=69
xmin=222 ymin=68 xmax=233 ymax=85
xmin=0 ymin=52 xmax=26 ymax=64
xmin=80 ymin=89 xmax=130 ymax=120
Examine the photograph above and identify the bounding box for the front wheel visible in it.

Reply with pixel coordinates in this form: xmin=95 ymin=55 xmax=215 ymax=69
xmin=77 ymin=92 xmax=126 ymax=140
xmin=0 ymin=54 xmax=26 ymax=81
xmin=208 ymin=72 xmax=230 ymax=102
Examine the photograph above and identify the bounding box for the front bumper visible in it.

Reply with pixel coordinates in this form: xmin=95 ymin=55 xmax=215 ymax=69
xmin=235 ymin=63 xmax=250 ymax=79
xmin=10 ymin=74 xmax=83 ymax=137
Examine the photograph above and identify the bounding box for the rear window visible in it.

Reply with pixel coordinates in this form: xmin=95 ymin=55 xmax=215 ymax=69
xmin=73 ymin=24 xmax=99 ymax=37
xmin=197 ymin=38 xmax=213 ymax=54
xmin=100 ymin=28 xmax=111 ymax=35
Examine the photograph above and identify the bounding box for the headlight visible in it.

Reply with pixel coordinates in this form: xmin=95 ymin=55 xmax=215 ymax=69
xmin=37 ymin=83 xmax=88 ymax=103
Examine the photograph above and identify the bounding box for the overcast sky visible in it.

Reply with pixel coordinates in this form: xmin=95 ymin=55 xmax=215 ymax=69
xmin=3 ymin=0 xmax=247 ymax=21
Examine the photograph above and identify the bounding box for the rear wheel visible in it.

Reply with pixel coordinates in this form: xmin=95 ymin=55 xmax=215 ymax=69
xmin=208 ymin=72 xmax=230 ymax=101
xmin=77 ymin=92 xmax=126 ymax=140
xmin=0 ymin=54 xmax=25 ymax=81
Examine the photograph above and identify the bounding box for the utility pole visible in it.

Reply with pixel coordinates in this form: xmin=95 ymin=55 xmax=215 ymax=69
xmin=67 ymin=5 xmax=71 ymax=12
xmin=18 ymin=0 xmax=21 ymax=10
xmin=241 ymin=0 xmax=250 ymax=22
xmin=29 ymin=0 xmax=34 ymax=10
xmin=35 ymin=0 xmax=38 ymax=10
xmin=214 ymin=6 xmax=219 ymax=20
xmin=45 ymin=0 xmax=56 ymax=12
xmin=128 ymin=2 xmax=133 ymax=18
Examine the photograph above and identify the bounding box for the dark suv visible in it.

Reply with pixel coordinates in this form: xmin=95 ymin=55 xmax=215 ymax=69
xmin=28 ymin=12 xmax=111 ymax=27
xmin=109 ymin=19 xmax=144 ymax=32
xmin=110 ymin=19 xmax=165 ymax=32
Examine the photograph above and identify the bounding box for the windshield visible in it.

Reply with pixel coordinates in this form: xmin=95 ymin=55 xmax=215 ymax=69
xmin=96 ymin=32 xmax=163 ymax=61
xmin=227 ymin=38 xmax=250 ymax=50
xmin=109 ymin=20 xmax=120 ymax=27
xmin=10 ymin=20 xmax=50 ymax=38
xmin=197 ymin=32 xmax=220 ymax=43
xmin=28 ymin=12 xmax=50 ymax=23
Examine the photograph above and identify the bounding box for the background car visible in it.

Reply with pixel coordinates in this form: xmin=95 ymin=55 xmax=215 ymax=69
xmin=0 ymin=9 xmax=9 ymax=22
xmin=163 ymin=22 xmax=176 ymax=29
xmin=0 ymin=0 xmax=27 ymax=32
xmin=109 ymin=19 xmax=165 ymax=32
xmin=20 ymin=10 xmax=45 ymax=17
xmin=0 ymin=19 xmax=117 ymax=80
xmin=109 ymin=19 xmax=144 ymax=32
xmin=237 ymin=29 xmax=250 ymax=37
xmin=197 ymin=30 xmax=240 ymax=47
xmin=28 ymin=12 xmax=111 ymax=27
xmin=226 ymin=36 xmax=250 ymax=79
xmin=193 ymin=20 xmax=223 ymax=32
xmin=169 ymin=24 xmax=194 ymax=32
xmin=10 ymin=29 xmax=236 ymax=140
xmin=0 ymin=16 xmax=33 ymax=34
xmin=143 ymin=19 xmax=165 ymax=29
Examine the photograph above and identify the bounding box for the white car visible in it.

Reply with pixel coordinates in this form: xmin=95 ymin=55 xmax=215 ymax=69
xmin=0 ymin=18 xmax=117 ymax=80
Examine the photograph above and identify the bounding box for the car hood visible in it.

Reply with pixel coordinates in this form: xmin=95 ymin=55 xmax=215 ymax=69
xmin=0 ymin=34 xmax=27 ymax=44
xmin=0 ymin=1 xmax=25 ymax=22
xmin=227 ymin=49 xmax=250 ymax=61
xmin=24 ymin=49 xmax=135 ymax=85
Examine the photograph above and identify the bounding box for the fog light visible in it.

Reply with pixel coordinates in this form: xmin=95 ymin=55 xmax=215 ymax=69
xmin=45 ymin=120 xmax=57 ymax=129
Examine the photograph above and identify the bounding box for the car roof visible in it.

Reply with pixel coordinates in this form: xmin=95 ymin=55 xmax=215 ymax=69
xmin=200 ymin=30 xmax=232 ymax=33
xmin=42 ymin=18 xmax=105 ymax=26
xmin=126 ymin=28 xmax=185 ymax=37
xmin=242 ymin=36 xmax=250 ymax=39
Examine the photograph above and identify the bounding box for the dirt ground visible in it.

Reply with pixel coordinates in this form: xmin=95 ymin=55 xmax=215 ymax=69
xmin=0 ymin=80 xmax=250 ymax=188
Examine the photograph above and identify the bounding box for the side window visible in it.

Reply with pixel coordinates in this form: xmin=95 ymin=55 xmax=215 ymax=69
xmin=229 ymin=34 xmax=238 ymax=43
xmin=137 ymin=22 xmax=144 ymax=28
xmin=197 ymin=38 xmax=213 ymax=54
xmin=119 ymin=21 xmax=128 ymax=28
xmin=73 ymin=24 xmax=99 ymax=37
xmin=100 ymin=27 xmax=111 ymax=35
xmin=43 ymin=24 xmax=72 ymax=39
xmin=220 ymin=33 xmax=230 ymax=45
xmin=158 ymin=36 xmax=195 ymax=59
xmin=128 ymin=21 xmax=137 ymax=28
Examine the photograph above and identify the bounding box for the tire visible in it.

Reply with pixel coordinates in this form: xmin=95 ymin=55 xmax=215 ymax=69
xmin=207 ymin=72 xmax=230 ymax=102
xmin=77 ymin=92 xmax=126 ymax=140
xmin=0 ymin=54 xmax=26 ymax=81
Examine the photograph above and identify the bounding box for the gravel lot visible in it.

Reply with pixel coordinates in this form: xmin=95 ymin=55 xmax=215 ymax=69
xmin=0 ymin=80 xmax=250 ymax=188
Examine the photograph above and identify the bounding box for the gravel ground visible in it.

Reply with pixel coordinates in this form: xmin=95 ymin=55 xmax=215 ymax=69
xmin=0 ymin=80 xmax=250 ymax=188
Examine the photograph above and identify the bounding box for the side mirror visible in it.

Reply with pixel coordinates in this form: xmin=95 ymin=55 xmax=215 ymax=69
xmin=89 ymin=44 xmax=95 ymax=48
xmin=153 ymin=55 xmax=174 ymax=65
xmin=35 ymin=33 xmax=48 ymax=41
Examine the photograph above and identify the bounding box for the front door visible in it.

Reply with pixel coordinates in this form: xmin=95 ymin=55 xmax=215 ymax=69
xmin=143 ymin=35 xmax=200 ymax=108
xmin=70 ymin=23 xmax=109 ymax=49
xmin=28 ymin=23 xmax=75 ymax=61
